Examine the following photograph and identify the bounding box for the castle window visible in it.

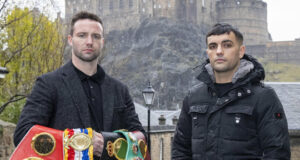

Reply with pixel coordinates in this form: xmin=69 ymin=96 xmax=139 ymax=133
xmin=129 ymin=0 xmax=133 ymax=8
xmin=160 ymin=138 xmax=164 ymax=160
xmin=109 ymin=0 xmax=114 ymax=10
xmin=190 ymin=0 xmax=194 ymax=3
xmin=202 ymin=0 xmax=205 ymax=7
xmin=119 ymin=0 xmax=124 ymax=9
xmin=154 ymin=4 xmax=156 ymax=9
xmin=236 ymin=1 xmax=240 ymax=5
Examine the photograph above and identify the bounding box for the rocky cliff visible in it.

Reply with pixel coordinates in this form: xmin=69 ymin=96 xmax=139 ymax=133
xmin=101 ymin=18 xmax=207 ymax=110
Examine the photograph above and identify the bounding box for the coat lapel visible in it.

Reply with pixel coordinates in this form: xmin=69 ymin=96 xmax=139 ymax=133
xmin=61 ymin=61 xmax=91 ymax=128
xmin=101 ymin=76 xmax=114 ymax=131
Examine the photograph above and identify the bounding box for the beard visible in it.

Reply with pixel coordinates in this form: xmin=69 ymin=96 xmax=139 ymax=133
xmin=212 ymin=60 xmax=240 ymax=74
xmin=73 ymin=49 xmax=101 ymax=62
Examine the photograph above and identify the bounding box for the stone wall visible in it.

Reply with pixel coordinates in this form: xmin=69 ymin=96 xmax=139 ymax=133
xmin=247 ymin=39 xmax=300 ymax=65
xmin=150 ymin=126 xmax=174 ymax=160
xmin=0 ymin=120 xmax=15 ymax=160
xmin=290 ymin=130 xmax=300 ymax=160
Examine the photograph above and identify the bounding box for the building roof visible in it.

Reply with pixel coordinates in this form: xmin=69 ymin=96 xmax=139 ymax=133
xmin=135 ymin=82 xmax=300 ymax=130
xmin=265 ymin=82 xmax=300 ymax=130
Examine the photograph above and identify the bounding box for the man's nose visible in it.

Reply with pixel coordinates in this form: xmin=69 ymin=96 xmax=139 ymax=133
xmin=216 ymin=45 xmax=223 ymax=55
xmin=86 ymin=35 xmax=93 ymax=45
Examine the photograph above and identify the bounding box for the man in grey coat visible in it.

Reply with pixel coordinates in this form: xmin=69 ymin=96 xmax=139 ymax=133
xmin=172 ymin=23 xmax=290 ymax=159
xmin=14 ymin=11 xmax=144 ymax=159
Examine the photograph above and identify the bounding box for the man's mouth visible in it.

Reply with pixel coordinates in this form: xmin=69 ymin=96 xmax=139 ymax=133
xmin=215 ymin=58 xmax=226 ymax=63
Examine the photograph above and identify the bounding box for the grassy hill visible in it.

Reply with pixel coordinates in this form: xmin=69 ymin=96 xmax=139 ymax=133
xmin=261 ymin=60 xmax=300 ymax=81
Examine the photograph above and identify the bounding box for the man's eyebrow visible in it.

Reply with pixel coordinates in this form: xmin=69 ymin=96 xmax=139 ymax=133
xmin=208 ymin=42 xmax=217 ymax=46
xmin=222 ymin=39 xmax=233 ymax=43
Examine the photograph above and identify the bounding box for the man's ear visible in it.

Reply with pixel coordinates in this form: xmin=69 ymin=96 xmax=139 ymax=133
xmin=67 ymin=35 xmax=73 ymax=46
xmin=239 ymin=45 xmax=245 ymax=58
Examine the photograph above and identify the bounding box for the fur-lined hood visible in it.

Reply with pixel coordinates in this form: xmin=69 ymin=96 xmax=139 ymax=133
xmin=196 ymin=54 xmax=265 ymax=88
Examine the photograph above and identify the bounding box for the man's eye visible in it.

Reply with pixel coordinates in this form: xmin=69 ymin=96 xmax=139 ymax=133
xmin=209 ymin=45 xmax=217 ymax=50
xmin=223 ymin=43 xmax=232 ymax=48
xmin=93 ymin=34 xmax=102 ymax=39
xmin=78 ymin=34 xmax=86 ymax=38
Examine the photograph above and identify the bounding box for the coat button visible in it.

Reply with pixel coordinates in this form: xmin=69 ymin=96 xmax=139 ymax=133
xmin=247 ymin=89 xmax=251 ymax=94
xmin=237 ymin=92 xmax=242 ymax=97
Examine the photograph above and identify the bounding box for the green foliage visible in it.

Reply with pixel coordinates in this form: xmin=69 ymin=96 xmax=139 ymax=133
xmin=0 ymin=98 xmax=25 ymax=124
xmin=0 ymin=7 xmax=65 ymax=123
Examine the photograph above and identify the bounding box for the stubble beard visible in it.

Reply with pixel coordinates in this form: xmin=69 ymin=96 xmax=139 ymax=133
xmin=73 ymin=49 xmax=101 ymax=62
xmin=212 ymin=61 xmax=240 ymax=74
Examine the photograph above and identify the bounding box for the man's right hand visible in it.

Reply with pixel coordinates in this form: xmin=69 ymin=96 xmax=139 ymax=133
xmin=93 ymin=131 xmax=104 ymax=157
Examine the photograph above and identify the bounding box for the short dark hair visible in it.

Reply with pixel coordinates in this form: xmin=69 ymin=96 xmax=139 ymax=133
xmin=206 ymin=23 xmax=243 ymax=45
xmin=70 ymin=11 xmax=103 ymax=35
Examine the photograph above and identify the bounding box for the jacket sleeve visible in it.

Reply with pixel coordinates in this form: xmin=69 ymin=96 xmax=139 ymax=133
xmin=122 ymin=85 xmax=145 ymax=134
xmin=172 ymin=96 xmax=192 ymax=159
xmin=257 ymin=88 xmax=291 ymax=160
xmin=13 ymin=75 xmax=56 ymax=146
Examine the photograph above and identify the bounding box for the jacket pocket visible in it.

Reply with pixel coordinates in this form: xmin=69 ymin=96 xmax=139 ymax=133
xmin=221 ymin=105 xmax=257 ymax=141
xmin=189 ymin=105 xmax=208 ymax=139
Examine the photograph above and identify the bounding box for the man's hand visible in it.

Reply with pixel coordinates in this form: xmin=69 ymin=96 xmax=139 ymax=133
xmin=93 ymin=131 xmax=104 ymax=157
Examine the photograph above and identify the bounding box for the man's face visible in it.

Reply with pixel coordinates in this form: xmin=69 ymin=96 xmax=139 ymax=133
xmin=206 ymin=32 xmax=245 ymax=76
xmin=68 ymin=19 xmax=104 ymax=63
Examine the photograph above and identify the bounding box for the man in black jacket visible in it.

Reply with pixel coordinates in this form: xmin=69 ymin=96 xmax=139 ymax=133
xmin=172 ymin=23 xmax=290 ymax=159
xmin=14 ymin=11 xmax=144 ymax=159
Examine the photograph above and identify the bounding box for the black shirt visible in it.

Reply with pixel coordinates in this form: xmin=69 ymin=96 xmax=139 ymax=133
xmin=73 ymin=63 xmax=105 ymax=132
xmin=214 ymin=82 xmax=233 ymax=98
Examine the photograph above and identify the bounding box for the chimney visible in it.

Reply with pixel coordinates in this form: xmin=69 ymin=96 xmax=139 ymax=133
xmin=172 ymin=116 xmax=178 ymax=125
xmin=158 ymin=115 xmax=166 ymax=125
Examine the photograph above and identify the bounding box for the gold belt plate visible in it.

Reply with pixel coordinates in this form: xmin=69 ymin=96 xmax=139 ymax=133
xmin=68 ymin=133 xmax=92 ymax=151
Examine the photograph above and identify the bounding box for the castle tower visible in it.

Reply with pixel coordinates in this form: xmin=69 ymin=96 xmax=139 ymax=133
xmin=216 ymin=0 xmax=270 ymax=45
xmin=174 ymin=0 xmax=217 ymax=32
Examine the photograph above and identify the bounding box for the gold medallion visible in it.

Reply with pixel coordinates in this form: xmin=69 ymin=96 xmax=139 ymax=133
xmin=106 ymin=141 xmax=114 ymax=157
xmin=138 ymin=139 xmax=147 ymax=158
xmin=68 ymin=133 xmax=92 ymax=151
xmin=31 ymin=132 xmax=56 ymax=156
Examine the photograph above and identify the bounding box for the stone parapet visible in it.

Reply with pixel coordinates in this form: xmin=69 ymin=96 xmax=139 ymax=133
xmin=0 ymin=120 xmax=15 ymax=160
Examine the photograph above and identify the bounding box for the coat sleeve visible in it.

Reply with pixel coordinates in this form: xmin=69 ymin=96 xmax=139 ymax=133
xmin=256 ymin=88 xmax=291 ymax=160
xmin=13 ymin=75 xmax=56 ymax=146
xmin=172 ymin=96 xmax=192 ymax=159
xmin=122 ymin=85 xmax=145 ymax=134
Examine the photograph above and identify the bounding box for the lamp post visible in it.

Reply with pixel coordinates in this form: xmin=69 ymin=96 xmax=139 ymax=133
xmin=142 ymin=81 xmax=155 ymax=154
xmin=0 ymin=67 xmax=9 ymax=79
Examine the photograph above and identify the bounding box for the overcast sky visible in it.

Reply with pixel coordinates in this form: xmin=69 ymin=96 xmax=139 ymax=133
xmin=263 ymin=0 xmax=300 ymax=41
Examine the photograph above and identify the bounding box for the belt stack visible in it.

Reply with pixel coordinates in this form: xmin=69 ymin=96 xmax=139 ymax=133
xmin=10 ymin=125 xmax=149 ymax=160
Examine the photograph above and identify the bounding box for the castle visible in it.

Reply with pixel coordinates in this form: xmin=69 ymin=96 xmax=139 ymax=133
xmin=64 ymin=0 xmax=300 ymax=64
xmin=65 ymin=0 xmax=270 ymax=45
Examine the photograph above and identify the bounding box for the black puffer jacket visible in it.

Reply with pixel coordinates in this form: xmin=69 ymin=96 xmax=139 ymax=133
xmin=172 ymin=54 xmax=290 ymax=160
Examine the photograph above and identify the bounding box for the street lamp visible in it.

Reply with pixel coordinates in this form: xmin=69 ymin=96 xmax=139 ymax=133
xmin=0 ymin=67 xmax=9 ymax=79
xmin=142 ymin=81 xmax=155 ymax=154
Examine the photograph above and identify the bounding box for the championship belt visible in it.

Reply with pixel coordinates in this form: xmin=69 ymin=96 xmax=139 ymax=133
xmin=101 ymin=130 xmax=149 ymax=160
xmin=10 ymin=125 xmax=93 ymax=160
